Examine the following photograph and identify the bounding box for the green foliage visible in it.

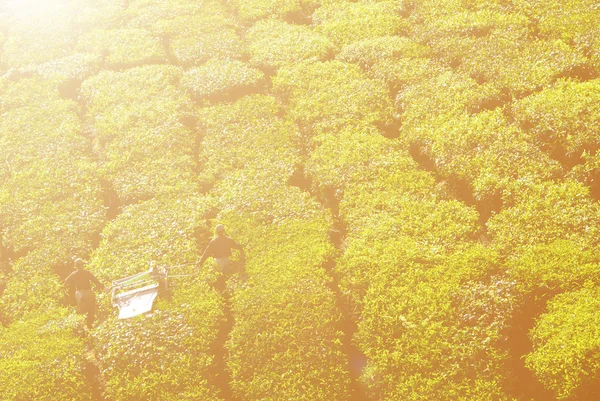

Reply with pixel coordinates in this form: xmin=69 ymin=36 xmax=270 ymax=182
xmin=0 ymin=249 xmax=64 ymax=323
xmin=127 ymin=0 xmax=211 ymax=26
xmin=487 ymin=180 xmax=600 ymax=254
xmin=337 ymin=36 xmax=432 ymax=70
xmin=4 ymin=1 xmax=600 ymax=400
xmin=399 ymin=72 xmax=565 ymax=199
xmin=512 ymin=78 xmax=600 ymax=155
xmin=304 ymin=123 xmax=479 ymax=315
xmin=0 ymin=75 xmax=62 ymax=112
xmin=356 ymin=248 xmax=514 ymax=401
xmin=215 ymin=170 xmax=325 ymax=225
xmin=413 ymin=2 xmax=585 ymax=95
xmin=576 ymin=28 xmax=600 ymax=70
xmin=80 ymin=65 xmax=186 ymax=131
xmin=398 ymin=70 xmax=500 ymax=137
xmin=0 ymin=308 xmax=90 ymax=401
xmin=273 ymin=60 xmax=393 ymax=131
xmin=424 ymin=110 xmax=561 ymax=200
xmin=23 ymin=53 xmax=102 ymax=82
xmin=0 ymin=99 xmax=104 ymax=254
xmin=336 ymin=196 xmax=479 ymax=315
xmin=570 ymin=151 xmax=600 ymax=192
xmin=171 ymin=30 xmax=245 ymax=65
xmin=337 ymin=36 xmax=443 ymax=90
xmin=508 ymin=240 xmax=600 ymax=294
xmin=526 ymin=284 xmax=600 ymax=399
xmin=197 ymin=95 xmax=299 ymax=184
xmin=457 ymin=34 xmax=583 ymax=95
xmin=80 ymin=65 xmax=198 ymax=202
xmin=151 ymin=8 xmax=235 ymax=36
xmin=90 ymin=195 xmax=224 ymax=401
xmin=135 ymin=4 xmax=244 ymax=65
xmin=512 ymin=0 xmax=600 ymax=42
xmin=228 ymin=0 xmax=301 ymax=22
xmin=198 ymin=93 xmax=282 ymax=125
xmin=246 ymin=19 xmax=333 ymax=69
xmin=306 ymin=123 xmax=430 ymax=190
xmin=415 ymin=6 xmax=528 ymax=38
xmin=182 ymin=58 xmax=265 ymax=101
xmin=93 ymin=301 xmax=223 ymax=401
xmin=76 ymin=28 xmax=167 ymax=67
xmin=217 ymin=211 xmax=351 ymax=401
xmin=202 ymin=100 xmax=351 ymax=398
xmin=313 ymin=1 xmax=410 ymax=49
xmin=90 ymin=195 xmax=212 ymax=282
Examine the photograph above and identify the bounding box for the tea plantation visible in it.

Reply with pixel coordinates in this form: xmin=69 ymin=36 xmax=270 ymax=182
xmin=1 ymin=1 xmax=599 ymax=400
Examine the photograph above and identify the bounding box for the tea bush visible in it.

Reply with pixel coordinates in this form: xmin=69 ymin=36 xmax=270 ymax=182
xmin=304 ymin=122 xmax=479 ymax=313
xmin=335 ymin=196 xmax=479 ymax=316
xmin=93 ymin=303 xmax=223 ymax=401
xmin=214 ymin=201 xmax=351 ymax=400
xmin=313 ymin=1 xmax=410 ymax=49
xmin=512 ymin=0 xmax=600 ymax=42
xmin=197 ymin=95 xmax=299 ymax=184
xmin=398 ymin=70 xmax=500 ymax=139
xmin=246 ymin=19 xmax=333 ymax=69
xmin=182 ymin=58 xmax=265 ymax=101
xmin=0 ymin=308 xmax=90 ymax=401
xmin=171 ymin=30 xmax=245 ymax=66
xmin=487 ymin=180 xmax=600 ymax=254
xmin=508 ymin=240 xmax=600 ymax=294
xmin=273 ymin=60 xmax=393 ymax=132
xmin=74 ymin=0 xmax=128 ymax=31
xmin=0 ymin=94 xmax=104 ymax=255
xmin=23 ymin=53 xmax=102 ymax=83
xmin=421 ymin=110 xmax=561 ymax=200
xmin=76 ymin=28 xmax=167 ymax=67
xmin=412 ymin=3 xmax=584 ymax=95
xmin=80 ymin=65 xmax=198 ymax=202
xmin=512 ymin=78 xmax=600 ymax=157
xmin=227 ymin=0 xmax=302 ymax=22
xmin=576 ymin=28 xmax=600 ymax=70
xmin=456 ymin=33 xmax=583 ymax=96
xmin=201 ymin=90 xmax=351 ymax=398
xmin=127 ymin=0 xmax=209 ymax=26
xmin=3 ymin=1 xmax=600 ymax=400
xmin=305 ymin=123 xmax=430 ymax=191
xmin=134 ymin=3 xmax=244 ymax=65
xmin=356 ymin=248 xmax=514 ymax=401
xmin=526 ymin=284 xmax=600 ymax=399
xmin=90 ymin=194 xmax=213 ymax=282
xmin=337 ymin=36 xmax=432 ymax=70
xmin=0 ymin=75 xmax=62 ymax=112
xmin=0 ymin=250 xmax=64 ymax=323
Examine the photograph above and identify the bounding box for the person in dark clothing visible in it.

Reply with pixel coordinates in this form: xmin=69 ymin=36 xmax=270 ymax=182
xmin=64 ymin=258 xmax=105 ymax=328
xmin=197 ymin=224 xmax=245 ymax=275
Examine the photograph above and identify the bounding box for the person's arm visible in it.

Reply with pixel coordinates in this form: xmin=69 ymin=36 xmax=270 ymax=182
xmin=64 ymin=271 xmax=76 ymax=286
xmin=88 ymin=271 xmax=105 ymax=290
xmin=231 ymin=239 xmax=245 ymax=261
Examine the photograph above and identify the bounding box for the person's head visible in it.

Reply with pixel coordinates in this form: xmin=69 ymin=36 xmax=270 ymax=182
xmin=215 ymin=224 xmax=225 ymax=236
xmin=74 ymin=258 xmax=85 ymax=270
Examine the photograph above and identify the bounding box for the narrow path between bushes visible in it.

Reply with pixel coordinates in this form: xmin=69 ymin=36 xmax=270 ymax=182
xmin=289 ymin=169 xmax=368 ymax=401
xmin=208 ymin=286 xmax=238 ymax=401
xmin=84 ymin=347 xmax=106 ymax=401
xmin=60 ymin=76 xmax=116 ymax=401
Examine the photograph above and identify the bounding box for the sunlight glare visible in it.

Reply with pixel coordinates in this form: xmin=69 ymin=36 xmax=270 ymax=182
xmin=4 ymin=0 xmax=71 ymax=17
